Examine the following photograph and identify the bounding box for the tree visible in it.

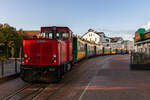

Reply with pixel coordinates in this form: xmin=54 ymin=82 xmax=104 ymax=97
xmin=18 ymin=29 xmax=30 ymax=39
xmin=0 ymin=23 xmax=23 ymax=58
xmin=0 ymin=32 xmax=5 ymax=43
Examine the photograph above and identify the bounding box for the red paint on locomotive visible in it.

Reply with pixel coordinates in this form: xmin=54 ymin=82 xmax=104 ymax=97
xmin=23 ymin=26 xmax=72 ymax=66
xmin=23 ymin=39 xmax=68 ymax=65
xmin=21 ymin=26 xmax=73 ymax=82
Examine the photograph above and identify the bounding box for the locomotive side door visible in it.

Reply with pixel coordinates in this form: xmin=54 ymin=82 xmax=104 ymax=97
xmin=69 ymin=31 xmax=73 ymax=61
xmin=62 ymin=30 xmax=73 ymax=62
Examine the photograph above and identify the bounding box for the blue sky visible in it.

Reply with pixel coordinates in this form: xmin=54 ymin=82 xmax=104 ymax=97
xmin=0 ymin=0 xmax=150 ymax=40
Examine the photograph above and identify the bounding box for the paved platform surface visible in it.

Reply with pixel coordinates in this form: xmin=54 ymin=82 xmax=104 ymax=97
xmin=46 ymin=55 xmax=150 ymax=100
xmin=1 ymin=55 xmax=150 ymax=100
xmin=78 ymin=55 xmax=150 ymax=100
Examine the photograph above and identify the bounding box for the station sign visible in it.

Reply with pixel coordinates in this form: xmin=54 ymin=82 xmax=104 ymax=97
xmin=134 ymin=32 xmax=141 ymax=42
xmin=134 ymin=28 xmax=148 ymax=42
xmin=144 ymin=31 xmax=150 ymax=40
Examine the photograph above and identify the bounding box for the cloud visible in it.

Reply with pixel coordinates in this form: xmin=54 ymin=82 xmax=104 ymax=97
xmin=141 ymin=22 xmax=150 ymax=30
xmin=95 ymin=28 xmax=135 ymax=40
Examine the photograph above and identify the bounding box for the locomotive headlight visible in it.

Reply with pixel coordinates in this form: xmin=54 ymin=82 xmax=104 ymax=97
xmin=52 ymin=54 xmax=57 ymax=64
xmin=24 ymin=54 xmax=28 ymax=58
xmin=53 ymin=54 xmax=56 ymax=58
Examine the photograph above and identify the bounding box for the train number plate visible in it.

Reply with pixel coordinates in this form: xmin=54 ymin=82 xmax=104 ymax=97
xmin=49 ymin=68 xmax=55 ymax=71
xmin=37 ymin=40 xmax=45 ymax=43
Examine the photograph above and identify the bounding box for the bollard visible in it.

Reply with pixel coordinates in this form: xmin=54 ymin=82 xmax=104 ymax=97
xmin=1 ymin=60 xmax=4 ymax=77
xmin=15 ymin=58 xmax=17 ymax=73
xmin=130 ymin=52 xmax=132 ymax=65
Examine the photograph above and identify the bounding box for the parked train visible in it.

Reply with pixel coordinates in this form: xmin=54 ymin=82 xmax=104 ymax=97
xmin=21 ymin=26 xmax=126 ymax=82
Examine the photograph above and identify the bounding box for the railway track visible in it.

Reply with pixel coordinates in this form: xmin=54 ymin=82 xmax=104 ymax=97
xmin=0 ymin=83 xmax=48 ymax=100
xmin=32 ymin=77 xmax=73 ymax=100
xmin=0 ymin=57 xmax=101 ymax=100
xmin=33 ymin=57 xmax=109 ymax=100
xmin=0 ymin=84 xmax=32 ymax=100
xmin=32 ymin=59 xmax=93 ymax=100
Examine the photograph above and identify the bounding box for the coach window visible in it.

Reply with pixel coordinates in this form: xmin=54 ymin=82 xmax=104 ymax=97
xmin=42 ymin=32 xmax=46 ymax=38
xmin=45 ymin=32 xmax=49 ymax=39
xmin=56 ymin=33 xmax=60 ymax=39
xmin=48 ymin=33 xmax=53 ymax=39
xmin=62 ymin=32 xmax=69 ymax=40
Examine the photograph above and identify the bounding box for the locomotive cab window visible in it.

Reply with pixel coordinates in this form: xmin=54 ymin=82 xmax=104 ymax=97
xmin=42 ymin=31 xmax=53 ymax=39
xmin=62 ymin=32 xmax=68 ymax=40
xmin=45 ymin=32 xmax=49 ymax=38
xmin=57 ymin=30 xmax=69 ymax=41
xmin=56 ymin=33 xmax=60 ymax=39
xmin=48 ymin=33 xmax=53 ymax=39
xmin=42 ymin=30 xmax=69 ymax=40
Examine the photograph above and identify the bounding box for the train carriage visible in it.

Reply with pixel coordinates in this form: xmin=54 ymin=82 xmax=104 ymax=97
xmin=116 ymin=48 xmax=121 ymax=54
xmin=95 ymin=44 xmax=103 ymax=55
xmin=86 ymin=43 xmax=95 ymax=57
xmin=72 ymin=37 xmax=86 ymax=62
xmin=77 ymin=39 xmax=86 ymax=60
xmin=111 ymin=48 xmax=116 ymax=55
xmin=103 ymin=47 xmax=111 ymax=55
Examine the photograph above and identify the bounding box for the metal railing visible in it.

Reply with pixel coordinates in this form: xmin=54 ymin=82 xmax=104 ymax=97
xmin=0 ymin=58 xmax=21 ymax=78
xmin=130 ymin=52 xmax=150 ymax=65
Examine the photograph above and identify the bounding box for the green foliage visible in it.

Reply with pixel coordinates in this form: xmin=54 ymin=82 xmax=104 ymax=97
xmin=0 ymin=32 xmax=5 ymax=43
xmin=18 ymin=29 xmax=30 ymax=39
xmin=0 ymin=23 xmax=23 ymax=59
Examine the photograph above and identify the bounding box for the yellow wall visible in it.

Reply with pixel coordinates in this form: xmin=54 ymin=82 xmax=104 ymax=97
xmin=112 ymin=51 xmax=116 ymax=54
xmin=77 ymin=51 xmax=85 ymax=60
xmin=104 ymin=51 xmax=110 ymax=54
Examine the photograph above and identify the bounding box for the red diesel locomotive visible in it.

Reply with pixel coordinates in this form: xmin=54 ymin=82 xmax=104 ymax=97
xmin=21 ymin=26 xmax=73 ymax=82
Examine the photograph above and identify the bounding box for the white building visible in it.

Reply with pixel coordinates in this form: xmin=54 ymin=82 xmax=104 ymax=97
xmin=109 ymin=37 xmax=124 ymax=49
xmin=82 ymin=29 xmax=100 ymax=44
xmin=82 ymin=29 xmax=111 ymax=46
xmin=124 ymin=40 xmax=134 ymax=52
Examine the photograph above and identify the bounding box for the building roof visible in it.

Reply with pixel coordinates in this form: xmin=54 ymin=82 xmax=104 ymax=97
xmin=95 ymin=32 xmax=105 ymax=36
xmin=88 ymin=29 xmax=94 ymax=32
xmin=110 ymin=37 xmax=123 ymax=43
xmin=23 ymin=30 xmax=40 ymax=37
xmin=18 ymin=30 xmax=40 ymax=39
xmin=82 ymin=29 xmax=105 ymax=37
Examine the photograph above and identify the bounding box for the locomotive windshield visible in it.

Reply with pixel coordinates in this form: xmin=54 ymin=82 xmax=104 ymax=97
xmin=41 ymin=30 xmax=69 ymax=40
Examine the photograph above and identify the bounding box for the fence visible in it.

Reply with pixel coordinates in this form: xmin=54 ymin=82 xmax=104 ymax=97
xmin=0 ymin=58 xmax=21 ymax=78
xmin=130 ymin=52 xmax=150 ymax=65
